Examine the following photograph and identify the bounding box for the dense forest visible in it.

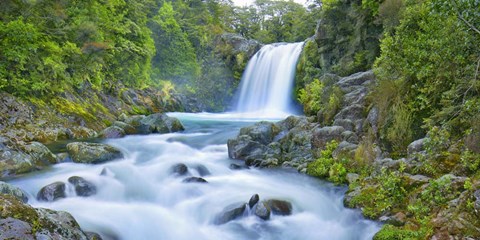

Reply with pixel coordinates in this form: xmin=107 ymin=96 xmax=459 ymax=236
xmin=1 ymin=0 xmax=480 ymax=239
xmin=0 ymin=0 xmax=319 ymax=111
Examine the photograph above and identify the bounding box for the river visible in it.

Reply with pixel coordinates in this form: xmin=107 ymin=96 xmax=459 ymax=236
xmin=9 ymin=113 xmax=380 ymax=240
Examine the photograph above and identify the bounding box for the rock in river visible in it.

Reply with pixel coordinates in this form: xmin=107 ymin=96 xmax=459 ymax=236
xmin=37 ymin=181 xmax=66 ymax=202
xmin=214 ymin=203 xmax=246 ymax=225
xmin=68 ymin=176 xmax=97 ymax=197
xmin=66 ymin=142 xmax=123 ymax=164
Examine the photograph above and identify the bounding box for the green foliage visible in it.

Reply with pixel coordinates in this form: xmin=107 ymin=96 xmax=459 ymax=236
xmin=298 ymin=75 xmax=343 ymax=123
xmin=150 ymin=2 xmax=200 ymax=84
xmin=351 ymin=168 xmax=407 ymax=218
xmin=229 ymin=0 xmax=317 ymax=44
xmin=373 ymin=223 xmax=432 ymax=240
xmin=307 ymin=140 xmax=339 ymax=178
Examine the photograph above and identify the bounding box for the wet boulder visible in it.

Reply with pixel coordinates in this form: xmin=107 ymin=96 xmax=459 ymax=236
xmin=182 ymin=177 xmax=208 ymax=183
xmin=0 ymin=137 xmax=37 ymax=178
xmin=214 ymin=203 xmax=246 ymax=224
xmin=254 ymin=202 xmax=271 ymax=220
xmin=239 ymin=121 xmax=278 ymax=145
xmin=265 ymin=199 xmax=292 ymax=216
xmin=37 ymin=181 xmax=66 ymax=202
xmin=140 ymin=113 xmax=184 ymax=134
xmin=68 ymin=176 xmax=97 ymax=197
xmin=98 ymin=126 xmax=125 ymax=139
xmin=0 ymin=181 xmax=29 ymax=203
xmin=248 ymin=194 xmax=259 ymax=208
xmin=170 ymin=163 xmax=189 ymax=176
xmin=227 ymin=135 xmax=266 ymax=160
xmin=66 ymin=142 xmax=123 ymax=164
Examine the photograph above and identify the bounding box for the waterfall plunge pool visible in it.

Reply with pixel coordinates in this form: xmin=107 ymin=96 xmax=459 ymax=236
xmin=9 ymin=113 xmax=380 ymax=240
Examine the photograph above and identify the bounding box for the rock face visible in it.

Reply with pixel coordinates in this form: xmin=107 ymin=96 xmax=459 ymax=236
xmin=68 ymin=176 xmax=97 ymax=197
xmin=37 ymin=182 xmax=66 ymax=202
xmin=66 ymin=142 xmax=123 ymax=164
xmin=0 ymin=181 xmax=29 ymax=203
xmin=0 ymin=195 xmax=92 ymax=239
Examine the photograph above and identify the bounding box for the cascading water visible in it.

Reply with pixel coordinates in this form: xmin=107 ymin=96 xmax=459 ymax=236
xmin=234 ymin=42 xmax=304 ymax=117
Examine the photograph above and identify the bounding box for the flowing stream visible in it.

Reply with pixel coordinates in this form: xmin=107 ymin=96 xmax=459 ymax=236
xmin=9 ymin=113 xmax=380 ymax=240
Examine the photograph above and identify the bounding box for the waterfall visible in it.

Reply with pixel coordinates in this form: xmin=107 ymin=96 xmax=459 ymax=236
xmin=234 ymin=42 xmax=304 ymax=118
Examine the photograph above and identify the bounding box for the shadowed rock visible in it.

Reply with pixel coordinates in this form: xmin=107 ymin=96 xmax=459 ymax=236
xmin=214 ymin=203 xmax=246 ymax=224
xmin=37 ymin=182 xmax=66 ymax=202
xmin=68 ymin=176 xmax=97 ymax=197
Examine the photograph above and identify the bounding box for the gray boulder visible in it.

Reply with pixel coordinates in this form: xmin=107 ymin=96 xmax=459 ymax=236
xmin=227 ymin=135 xmax=266 ymax=160
xmin=140 ymin=113 xmax=184 ymax=134
xmin=336 ymin=71 xmax=374 ymax=92
xmin=98 ymin=126 xmax=125 ymax=139
xmin=193 ymin=165 xmax=210 ymax=176
xmin=264 ymin=199 xmax=293 ymax=216
xmin=407 ymin=138 xmax=427 ymax=155
xmin=66 ymin=142 xmax=123 ymax=164
xmin=68 ymin=176 xmax=97 ymax=197
xmin=37 ymin=182 xmax=66 ymax=202
xmin=254 ymin=201 xmax=271 ymax=220
xmin=311 ymin=126 xmax=345 ymax=150
xmin=0 ymin=181 xmax=28 ymax=203
xmin=214 ymin=203 xmax=246 ymax=224
xmin=239 ymin=121 xmax=278 ymax=145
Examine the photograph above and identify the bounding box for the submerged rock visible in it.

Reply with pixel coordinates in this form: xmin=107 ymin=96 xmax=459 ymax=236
xmin=37 ymin=181 xmax=66 ymax=202
xmin=170 ymin=163 xmax=188 ymax=176
xmin=0 ymin=181 xmax=29 ymax=203
xmin=85 ymin=232 xmax=103 ymax=240
xmin=182 ymin=177 xmax=208 ymax=183
xmin=229 ymin=163 xmax=248 ymax=170
xmin=214 ymin=203 xmax=246 ymax=225
xmin=68 ymin=176 xmax=97 ymax=197
xmin=66 ymin=142 xmax=123 ymax=164
xmin=194 ymin=165 xmax=211 ymax=176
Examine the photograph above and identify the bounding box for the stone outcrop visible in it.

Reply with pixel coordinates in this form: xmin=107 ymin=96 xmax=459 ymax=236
xmin=66 ymin=142 xmax=123 ymax=164
xmin=0 ymin=194 xmax=98 ymax=239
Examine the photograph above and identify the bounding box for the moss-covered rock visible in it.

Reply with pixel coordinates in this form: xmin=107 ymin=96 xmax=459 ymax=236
xmin=66 ymin=142 xmax=123 ymax=164
xmin=0 ymin=194 xmax=93 ymax=239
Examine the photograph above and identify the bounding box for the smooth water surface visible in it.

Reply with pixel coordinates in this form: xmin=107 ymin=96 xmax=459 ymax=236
xmin=10 ymin=113 xmax=380 ymax=240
